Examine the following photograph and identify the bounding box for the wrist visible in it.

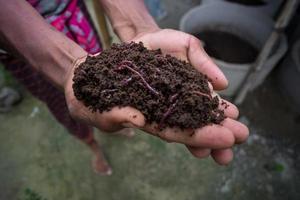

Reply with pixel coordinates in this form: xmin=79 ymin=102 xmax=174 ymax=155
xmin=34 ymin=38 xmax=87 ymax=90
xmin=100 ymin=0 xmax=159 ymax=41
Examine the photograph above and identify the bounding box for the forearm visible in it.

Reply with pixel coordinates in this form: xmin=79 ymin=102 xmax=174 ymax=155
xmin=0 ymin=0 xmax=87 ymax=89
xmin=99 ymin=0 xmax=159 ymax=41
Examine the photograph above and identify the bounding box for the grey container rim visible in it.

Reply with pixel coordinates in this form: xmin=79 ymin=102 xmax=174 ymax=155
xmin=201 ymin=0 xmax=283 ymax=17
xmin=179 ymin=4 xmax=268 ymax=70
xmin=179 ymin=3 xmax=273 ymax=43
xmin=180 ymin=4 xmax=205 ymax=31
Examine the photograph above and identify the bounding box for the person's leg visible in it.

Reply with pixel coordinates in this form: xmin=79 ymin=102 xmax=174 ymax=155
xmin=83 ymin=129 xmax=112 ymax=175
xmin=1 ymin=58 xmax=112 ymax=175
xmin=45 ymin=86 xmax=112 ymax=175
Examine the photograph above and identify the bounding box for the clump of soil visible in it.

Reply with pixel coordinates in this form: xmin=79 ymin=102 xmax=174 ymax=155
xmin=73 ymin=42 xmax=226 ymax=129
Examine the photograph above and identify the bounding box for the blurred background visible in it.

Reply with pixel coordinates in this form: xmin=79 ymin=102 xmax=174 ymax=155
xmin=0 ymin=0 xmax=300 ymax=199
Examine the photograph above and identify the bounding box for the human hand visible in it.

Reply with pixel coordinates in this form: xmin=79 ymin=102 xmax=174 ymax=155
xmin=64 ymin=29 xmax=249 ymax=165
xmin=131 ymin=29 xmax=249 ymax=165
xmin=64 ymin=56 xmax=146 ymax=133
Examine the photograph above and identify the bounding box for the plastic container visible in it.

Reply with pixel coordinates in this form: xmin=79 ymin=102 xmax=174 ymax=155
xmin=201 ymin=0 xmax=283 ymax=17
xmin=180 ymin=3 xmax=272 ymax=96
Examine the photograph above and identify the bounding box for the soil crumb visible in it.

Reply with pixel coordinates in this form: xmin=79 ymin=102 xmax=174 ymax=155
xmin=73 ymin=42 xmax=226 ymax=129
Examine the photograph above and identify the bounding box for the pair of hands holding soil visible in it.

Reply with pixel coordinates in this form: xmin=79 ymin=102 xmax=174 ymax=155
xmin=64 ymin=29 xmax=249 ymax=165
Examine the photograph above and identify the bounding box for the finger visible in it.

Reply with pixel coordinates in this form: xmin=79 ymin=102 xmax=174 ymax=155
xmin=186 ymin=146 xmax=211 ymax=159
xmin=210 ymin=88 xmax=239 ymax=119
xmin=191 ymin=126 xmax=235 ymax=149
xmin=188 ymin=36 xmax=228 ymax=90
xmin=208 ymin=82 xmax=214 ymax=92
xmin=211 ymin=148 xmax=233 ymax=165
xmin=93 ymin=52 xmax=101 ymax=57
xmin=219 ymin=99 xmax=239 ymax=119
xmin=95 ymin=106 xmax=145 ymax=132
xmin=73 ymin=55 xmax=88 ymax=68
xmin=142 ymin=124 xmax=235 ymax=149
xmin=221 ymin=118 xmax=249 ymax=144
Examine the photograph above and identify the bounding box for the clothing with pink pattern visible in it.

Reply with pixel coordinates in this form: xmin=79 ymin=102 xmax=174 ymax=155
xmin=0 ymin=0 xmax=102 ymax=139
xmin=28 ymin=0 xmax=101 ymax=54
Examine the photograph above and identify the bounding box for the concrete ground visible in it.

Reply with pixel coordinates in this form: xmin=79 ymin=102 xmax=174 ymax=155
xmin=1 ymin=0 xmax=300 ymax=200
xmin=1 ymin=74 xmax=299 ymax=200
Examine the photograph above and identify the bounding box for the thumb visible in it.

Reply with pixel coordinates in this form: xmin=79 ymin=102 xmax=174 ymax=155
xmin=99 ymin=106 xmax=145 ymax=131
xmin=119 ymin=107 xmax=146 ymax=128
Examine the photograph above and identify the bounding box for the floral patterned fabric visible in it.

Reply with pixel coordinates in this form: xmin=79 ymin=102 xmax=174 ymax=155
xmin=28 ymin=0 xmax=101 ymax=54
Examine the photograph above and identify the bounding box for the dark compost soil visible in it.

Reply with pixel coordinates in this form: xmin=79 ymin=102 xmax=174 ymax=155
xmin=73 ymin=42 xmax=226 ymax=129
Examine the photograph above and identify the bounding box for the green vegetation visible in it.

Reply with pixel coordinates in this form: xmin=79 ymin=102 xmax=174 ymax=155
xmin=21 ymin=188 xmax=47 ymax=200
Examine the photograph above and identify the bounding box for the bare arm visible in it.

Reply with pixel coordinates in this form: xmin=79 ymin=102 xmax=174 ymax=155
xmin=99 ymin=0 xmax=159 ymax=41
xmin=0 ymin=0 xmax=87 ymax=89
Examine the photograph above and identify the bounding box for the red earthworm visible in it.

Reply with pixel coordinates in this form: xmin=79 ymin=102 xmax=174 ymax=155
xmin=191 ymin=91 xmax=212 ymax=99
xmin=116 ymin=61 xmax=160 ymax=96
xmin=159 ymin=100 xmax=178 ymax=128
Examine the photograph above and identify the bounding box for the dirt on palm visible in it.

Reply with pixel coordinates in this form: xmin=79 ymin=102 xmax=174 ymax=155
xmin=72 ymin=42 xmax=225 ymax=129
